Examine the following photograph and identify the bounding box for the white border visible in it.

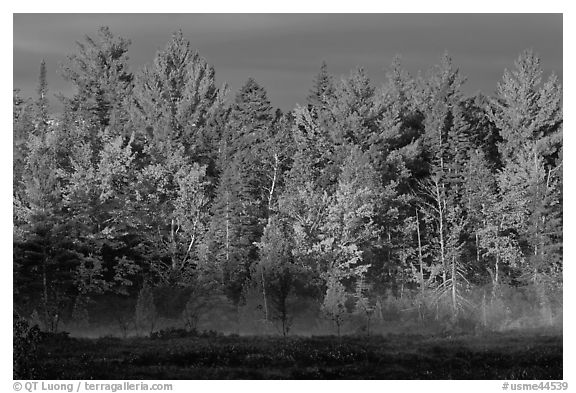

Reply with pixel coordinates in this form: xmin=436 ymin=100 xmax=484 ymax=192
xmin=3 ymin=3 xmax=571 ymax=391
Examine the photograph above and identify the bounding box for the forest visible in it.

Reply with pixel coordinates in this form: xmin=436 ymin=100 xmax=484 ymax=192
xmin=13 ymin=27 xmax=563 ymax=342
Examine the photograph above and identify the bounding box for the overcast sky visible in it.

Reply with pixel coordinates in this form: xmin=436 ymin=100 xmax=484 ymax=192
xmin=13 ymin=13 xmax=562 ymax=112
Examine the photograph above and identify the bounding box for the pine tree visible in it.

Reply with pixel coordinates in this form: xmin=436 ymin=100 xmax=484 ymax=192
xmin=489 ymin=50 xmax=562 ymax=324
xmin=13 ymin=28 xmax=564 ymax=334
xmin=329 ymin=67 xmax=379 ymax=149
xmin=61 ymin=26 xmax=134 ymax=138
xmin=132 ymin=30 xmax=227 ymax=158
xmin=14 ymin=63 xmax=82 ymax=331
xmin=365 ymin=58 xmax=423 ymax=292
xmin=462 ymin=150 xmax=499 ymax=280
xmin=208 ymin=79 xmax=280 ymax=305
xmin=489 ymin=50 xmax=562 ymax=166
xmin=307 ymin=61 xmax=335 ymax=111
xmin=13 ymin=90 xmax=33 ymax=207
xmin=462 ymin=94 xmax=502 ymax=168
xmin=415 ymin=54 xmax=473 ymax=318
xmin=220 ymin=77 xmax=274 ymax=166
xmin=289 ymin=105 xmax=338 ymax=191
xmin=204 ymin=161 xmax=258 ymax=317
xmin=496 ymin=143 xmax=561 ymax=322
xmin=371 ymin=56 xmax=423 ymax=186
xmin=15 ymin=112 xmax=78 ymax=332
xmin=420 ymin=53 xmax=466 ymax=179
xmin=229 ymin=78 xmax=274 ymax=129
xmin=35 ymin=60 xmax=49 ymax=136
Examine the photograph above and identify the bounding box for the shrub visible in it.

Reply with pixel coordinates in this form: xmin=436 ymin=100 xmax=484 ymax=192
xmin=150 ymin=327 xmax=224 ymax=340
xmin=13 ymin=313 xmax=41 ymax=379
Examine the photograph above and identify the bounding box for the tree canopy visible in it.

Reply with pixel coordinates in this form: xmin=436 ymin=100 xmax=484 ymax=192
xmin=13 ymin=28 xmax=562 ymax=335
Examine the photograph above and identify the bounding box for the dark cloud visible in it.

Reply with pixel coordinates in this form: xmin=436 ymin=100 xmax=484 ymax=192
xmin=13 ymin=14 xmax=562 ymax=111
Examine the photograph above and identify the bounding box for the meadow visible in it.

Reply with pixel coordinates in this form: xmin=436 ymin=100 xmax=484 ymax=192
xmin=21 ymin=328 xmax=562 ymax=380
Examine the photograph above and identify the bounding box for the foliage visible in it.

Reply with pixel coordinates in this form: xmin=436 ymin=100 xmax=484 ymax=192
xmin=321 ymin=275 xmax=349 ymax=336
xmin=13 ymin=313 xmax=42 ymax=379
xmin=13 ymin=28 xmax=562 ymax=337
xmin=132 ymin=30 xmax=227 ymax=157
xmin=254 ymin=216 xmax=298 ymax=335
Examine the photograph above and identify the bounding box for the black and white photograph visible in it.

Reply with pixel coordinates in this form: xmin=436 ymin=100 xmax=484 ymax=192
xmin=11 ymin=11 xmax=564 ymax=381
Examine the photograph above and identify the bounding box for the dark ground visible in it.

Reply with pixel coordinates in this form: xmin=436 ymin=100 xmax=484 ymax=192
xmin=29 ymin=329 xmax=562 ymax=379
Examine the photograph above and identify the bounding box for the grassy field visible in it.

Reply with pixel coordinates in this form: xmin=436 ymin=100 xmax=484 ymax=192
xmin=28 ymin=329 xmax=562 ymax=379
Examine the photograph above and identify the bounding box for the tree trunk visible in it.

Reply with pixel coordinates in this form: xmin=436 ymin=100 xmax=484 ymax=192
xmin=481 ymin=290 xmax=487 ymax=328
xmin=491 ymin=254 xmax=500 ymax=303
xmin=224 ymin=192 xmax=230 ymax=285
xmin=416 ymin=209 xmax=424 ymax=294
xmin=281 ymin=301 xmax=288 ymax=337
xmin=451 ymin=255 xmax=457 ymax=320
xmin=261 ymin=267 xmax=269 ymax=321
xmin=235 ymin=302 xmax=240 ymax=335
xmin=435 ymin=180 xmax=447 ymax=287
xmin=267 ymin=153 xmax=279 ymax=220
xmin=42 ymin=255 xmax=50 ymax=332
xmin=387 ymin=230 xmax=392 ymax=268
xmin=170 ymin=218 xmax=177 ymax=269
xmin=475 ymin=232 xmax=480 ymax=263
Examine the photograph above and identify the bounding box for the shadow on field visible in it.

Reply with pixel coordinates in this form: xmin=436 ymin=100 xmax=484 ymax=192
xmin=20 ymin=328 xmax=562 ymax=380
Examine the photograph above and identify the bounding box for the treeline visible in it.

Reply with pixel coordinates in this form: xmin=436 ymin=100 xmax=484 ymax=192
xmin=13 ymin=28 xmax=562 ymax=336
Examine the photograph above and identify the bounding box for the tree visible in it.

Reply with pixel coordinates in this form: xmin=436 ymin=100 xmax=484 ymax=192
xmin=307 ymin=61 xmax=336 ymax=111
xmin=255 ymin=114 xmax=294 ymax=223
xmin=61 ymin=26 xmax=134 ymax=139
xmin=489 ymin=50 xmax=563 ymax=324
xmin=489 ymin=50 xmax=562 ymax=166
xmin=461 ymin=94 xmax=502 ymax=168
xmin=218 ymin=77 xmax=277 ymax=223
xmin=14 ymin=61 xmax=52 ymax=205
xmin=279 ymin=111 xmax=333 ymax=286
xmin=322 ymin=148 xmax=381 ymax=263
xmin=495 ymin=143 xmax=562 ymax=323
xmin=13 ymin=32 xmax=563 ymax=336
xmin=35 ymin=60 xmax=49 ymax=136
xmin=254 ymin=216 xmax=299 ymax=335
xmin=413 ymin=53 xmax=476 ymax=320
xmin=315 ymin=148 xmax=380 ymax=328
xmin=371 ymin=56 xmax=423 ymax=186
xmin=278 ymin=180 xmax=331 ymax=301
xmin=229 ymin=77 xmax=274 ymax=131
xmin=14 ymin=119 xmax=76 ymax=332
xmin=289 ymin=105 xmax=338 ymax=191
xmin=419 ymin=53 xmax=466 ymax=178
xmin=219 ymin=77 xmax=275 ymax=170
xmin=329 ymin=67 xmax=380 ymax=150
xmin=462 ymin=150 xmax=500 ymax=282
xmin=322 ymin=275 xmax=348 ymax=336
xmin=129 ymin=144 xmax=211 ymax=289
xmin=204 ymin=161 xmax=258 ymax=322
xmin=363 ymin=58 xmax=423 ymax=293
xmin=202 ymin=79 xmax=279 ymax=315
xmin=14 ymin=90 xmax=34 ymax=214
xmin=14 ymin=63 xmax=85 ymax=332
xmin=353 ymin=276 xmax=375 ymax=335
xmin=132 ymin=30 xmax=227 ymax=158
